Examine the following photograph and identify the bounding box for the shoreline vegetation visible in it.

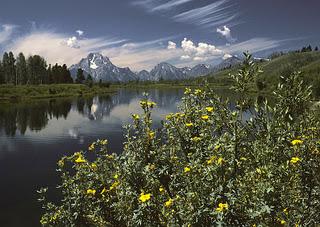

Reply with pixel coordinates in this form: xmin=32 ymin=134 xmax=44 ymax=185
xmin=0 ymin=84 xmax=116 ymax=103
xmin=39 ymin=53 xmax=320 ymax=226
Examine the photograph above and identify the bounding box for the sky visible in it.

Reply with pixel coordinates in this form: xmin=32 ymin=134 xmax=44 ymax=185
xmin=0 ymin=0 xmax=319 ymax=71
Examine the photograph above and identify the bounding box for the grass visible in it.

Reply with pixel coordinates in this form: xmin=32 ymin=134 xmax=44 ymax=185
xmin=0 ymin=84 xmax=116 ymax=103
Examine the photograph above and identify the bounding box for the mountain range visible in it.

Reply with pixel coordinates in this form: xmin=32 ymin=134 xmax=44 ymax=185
xmin=69 ymin=53 xmax=245 ymax=82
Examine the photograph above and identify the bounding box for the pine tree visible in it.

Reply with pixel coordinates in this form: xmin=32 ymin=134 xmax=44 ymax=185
xmin=85 ymin=74 xmax=93 ymax=87
xmin=75 ymin=68 xmax=85 ymax=84
xmin=8 ymin=52 xmax=16 ymax=84
xmin=2 ymin=52 xmax=10 ymax=83
xmin=306 ymin=45 xmax=312 ymax=52
xmin=315 ymin=46 xmax=319 ymax=51
xmin=0 ymin=60 xmax=4 ymax=84
xmin=16 ymin=53 xmax=28 ymax=85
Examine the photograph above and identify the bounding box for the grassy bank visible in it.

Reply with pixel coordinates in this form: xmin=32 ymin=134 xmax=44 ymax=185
xmin=0 ymin=84 xmax=116 ymax=103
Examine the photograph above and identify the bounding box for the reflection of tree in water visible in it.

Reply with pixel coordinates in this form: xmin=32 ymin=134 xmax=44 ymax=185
xmin=0 ymin=99 xmax=72 ymax=136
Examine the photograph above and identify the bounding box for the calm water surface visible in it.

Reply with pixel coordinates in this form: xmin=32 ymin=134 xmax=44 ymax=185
xmin=0 ymin=88 xmax=184 ymax=227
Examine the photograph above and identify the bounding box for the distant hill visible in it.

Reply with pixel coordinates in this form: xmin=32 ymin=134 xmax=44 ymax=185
xmin=194 ymin=51 xmax=320 ymax=96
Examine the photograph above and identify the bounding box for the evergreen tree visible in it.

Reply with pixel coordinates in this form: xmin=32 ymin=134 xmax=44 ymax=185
xmin=315 ymin=46 xmax=319 ymax=51
xmin=62 ymin=64 xmax=73 ymax=83
xmin=75 ymin=68 xmax=85 ymax=84
xmin=2 ymin=52 xmax=10 ymax=83
xmin=0 ymin=60 xmax=4 ymax=84
xmin=16 ymin=53 xmax=28 ymax=85
xmin=27 ymin=55 xmax=47 ymax=84
xmin=85 ymin=74 xmax=93 ymax=87
xmin=306 ymin=45 xmax=312 ymax=52
xmin=8 ymin=52 xmax=16 ymax=84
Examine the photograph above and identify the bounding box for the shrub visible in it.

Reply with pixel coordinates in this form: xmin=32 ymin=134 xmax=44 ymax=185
xmin=39 ymin=53 xmax=320 ymax=226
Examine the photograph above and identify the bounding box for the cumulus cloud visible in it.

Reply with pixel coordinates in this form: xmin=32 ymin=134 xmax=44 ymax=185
xmin=167 ymin=41 xmax=177 ymax=50
xmin=65 ymin=36 xmax=80 ymax=48
xmin=217 ymin=25 xmax=235 ymax=42
xmin=181 ymin=38 xmax=222 ymax=61
xmin=76 ymin=30 xmax=84 ymax=36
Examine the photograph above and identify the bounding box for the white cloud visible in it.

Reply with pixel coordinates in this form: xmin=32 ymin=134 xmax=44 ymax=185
xmin=217 ymin=25 xmax=235 ymax=42
xmin=3 ymin=23 xmax=287 ymax=71
xmin=65 ymin=36 xmax=80 ymax=49
xmin=173 ymin=0 xmax=238 ymax=28
xmin=222 ymin=53 xmax=232 ymax=60
xmin=181 ymin=38 xmax=222 ymax=61
xmin=132 ymin=0 xmax=193 ymax=12
xmin=0 ymin=24 xmax=16 ymax=44
xmin=76 ymin=30 xmax=84 ymax=36
xmin=167 ymin=41 xmax=177 ymax=50
xmin=181 ymin=55 xmax=191 ymax=60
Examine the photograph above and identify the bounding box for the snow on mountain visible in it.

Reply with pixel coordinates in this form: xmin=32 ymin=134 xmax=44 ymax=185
xmin=69 ymin=53 xmax=246 ymax=83
xmin=69 ymin=53 xmax=137 ymax=82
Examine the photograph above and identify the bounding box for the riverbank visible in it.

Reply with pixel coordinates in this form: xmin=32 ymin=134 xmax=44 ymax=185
xmin=0 ymin=84 xmax=116 ymax=103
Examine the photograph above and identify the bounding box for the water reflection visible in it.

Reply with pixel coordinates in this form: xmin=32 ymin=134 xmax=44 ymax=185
xmin=0 ymin=89 xmax=185 ymax=137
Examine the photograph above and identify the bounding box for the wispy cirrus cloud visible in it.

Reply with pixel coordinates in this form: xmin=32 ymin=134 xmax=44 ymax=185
xmin=132 ymin=0 xmax=193 ymax=12
xmin=173 ymin=0 xmax=238 ymax=28
xmin=1 ymin=23 xmax=288 ymax=71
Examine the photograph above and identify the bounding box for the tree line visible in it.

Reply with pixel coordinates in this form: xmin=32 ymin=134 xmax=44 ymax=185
xmin=269 ymin=44 xmax=319 ymax=60
xmin=0 ymin=52 xmax=73 ymax=85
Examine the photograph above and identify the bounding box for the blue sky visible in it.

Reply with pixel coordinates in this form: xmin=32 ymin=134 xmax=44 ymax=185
xmin=0 ymin=0 xmax=319 ymax=70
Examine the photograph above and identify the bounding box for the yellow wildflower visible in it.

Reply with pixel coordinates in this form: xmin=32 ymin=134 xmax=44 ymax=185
xmin=201 ymin=115 xmax=209 ymax=120
xmin=166 ymin=113 xmax=174 ymax=120
xmin=159 ymin=186 xmax=165 ymax=193
xmin=290 ymin=157 xmax=301 ymax=164
xmin=148 ymin=164 xmax=156 ymax=171
xmin=132 ymin=114 xmax=140 ymax=120
xmin=88 ymin=143 xmax=95 ymax=151
xmin=139 ymin=192 xmax=151 ymax=203
xmin=240 ymin=157 xmax=247 ymax=161
xmin=216 ymin=203 xmax=228 ymax=212
xmin=191 ymin=137 xmax=201 ymax=142
xmin=184 ymin=88 xmax=192 ymax=94
xmin=194 ymin=89 xmax=202 ymax=95
xmin=100 ymin=139 xmax=108 ymax=145
xmin=106 ymin=154 xmax=114 ymax=159
xmin=217 ymin=157 xmax=224 ymax=165
xmin=184 ymin=166 xmax=191 ymax=173
xmin=148 ymin=131 xmax=155 ymax=140
xmin=214 ymin=144 xmax=221 ymax=150
xmin=206 ymin=107 xmax=214 ymax=112
xmin=147 ymin=101 xmax=156 ymax=108
xmin=139 ymin=101 xmax=147 ymax=107
xmin=207 ymin=156 xmax=216 ymax=165
xmin=186 ymin=123 xmax=193 ymax=127
xmin=110 ymin=181 xmax=119 ymax=191
xmin=75 ymin=154 xmax=86 ymax=164
xmin=280 ymin=220 xmax=286 ymax=225
xmin=165 ymin=198 xmax=174 ymax=207
xmin=86 ymin=189 xmax=96 ymax=196
xmin=283 ymin=207 xmax=288 ymax=215
xmin=91 ymin=163 xmax=97 ymax=171
xmin=58 ymin=159 xmax=64 ymax=168
xmin=101 ymin=187 xmax=107 ymax=195
xmin=291 ymin=139 xmax=303 ymax=146
xmin=114 ymin=174 xmax=119 ymax=179
xmin=256 ymin=168 xmax=262 ymax=174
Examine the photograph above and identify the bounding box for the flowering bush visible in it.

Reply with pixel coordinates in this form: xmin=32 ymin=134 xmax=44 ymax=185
xmin=39 ymin=53 xmax=320 ymax=226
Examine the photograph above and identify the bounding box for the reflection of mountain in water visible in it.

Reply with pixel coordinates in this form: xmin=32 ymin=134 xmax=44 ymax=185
xmin=0 ymin=89 xmax=185 ymax=137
